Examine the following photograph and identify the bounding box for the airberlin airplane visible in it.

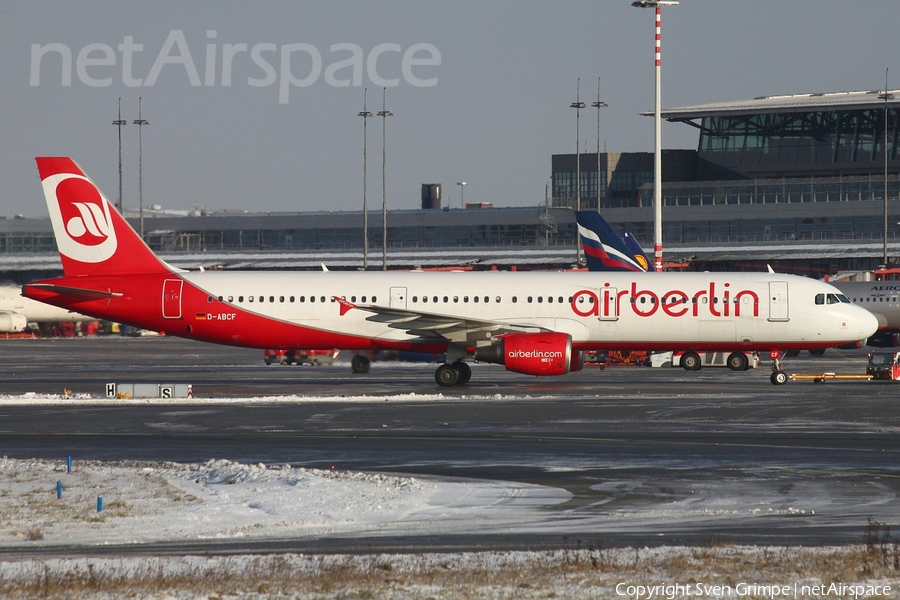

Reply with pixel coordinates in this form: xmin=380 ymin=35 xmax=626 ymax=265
xmin=24 ymin=157 xmax=878 ymax=386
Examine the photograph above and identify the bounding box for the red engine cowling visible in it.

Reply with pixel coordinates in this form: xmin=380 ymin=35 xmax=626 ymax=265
xmin=476 ymin=332 xmax=582 ymax=376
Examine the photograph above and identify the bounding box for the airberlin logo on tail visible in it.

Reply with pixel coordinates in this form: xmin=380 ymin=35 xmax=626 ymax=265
xmin=65 ymin=201 xmax=110 ymax=245
xmin=43 ymin=174 xmax=117 ymax=263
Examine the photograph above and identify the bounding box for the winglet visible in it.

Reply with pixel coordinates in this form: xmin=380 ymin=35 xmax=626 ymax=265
xmin=333 ymin=296 xmax=356 ymax=316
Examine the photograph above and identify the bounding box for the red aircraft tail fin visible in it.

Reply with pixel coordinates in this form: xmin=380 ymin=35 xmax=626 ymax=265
xmin=36 ymin=157 xmax=171 ymax=277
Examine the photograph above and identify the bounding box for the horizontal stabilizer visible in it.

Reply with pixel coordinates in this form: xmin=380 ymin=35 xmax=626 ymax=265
xmin=24 ymin=283 xmax=123 ymax=299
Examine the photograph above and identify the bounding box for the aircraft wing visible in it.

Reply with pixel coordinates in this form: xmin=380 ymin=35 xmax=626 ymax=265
xmin=333 ymin=297 xmax=546 ymax=345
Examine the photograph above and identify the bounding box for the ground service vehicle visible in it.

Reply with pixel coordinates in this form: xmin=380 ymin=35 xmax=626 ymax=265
xmin=264 ymin=349 xmax=338 ymax=366
xmin=867 ymin=352 xmax=900 ymax=380
xmin=651 ymin=350 xmax=760 ymax=371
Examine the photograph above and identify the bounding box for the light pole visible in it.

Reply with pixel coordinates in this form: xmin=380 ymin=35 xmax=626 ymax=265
xmin=592 ymin=78 xmax=608 ymax=210
xmin=377 ymin=88 xmax=393 ymax=271
xmin=132 ymin=97 xmax=149 ymax=240
xmin=633 ymin=0 xmax=678 ymax=271
xmin=358 ymin=88 xmax=373 ymax=269
xmin=457 ymin=181 xmax=467 ymax=208
xmin=571 ymin=78 xmax=586 ymax=264
xmin=112 ymin=98 xmax=127 ymax=213
xmin=880 ymin=69 xmax=894 ymax=267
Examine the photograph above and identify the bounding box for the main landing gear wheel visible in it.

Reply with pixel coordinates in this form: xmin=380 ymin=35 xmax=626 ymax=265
xmin=435 ymin=363 xmax=460 ymax=386
xmin=351 ymin=354 xmax=370 ymax=374
xmin=454 ymin=361 xmax=472 ymax=384
xmin=727 ymin=351 xmax=749 ymax=371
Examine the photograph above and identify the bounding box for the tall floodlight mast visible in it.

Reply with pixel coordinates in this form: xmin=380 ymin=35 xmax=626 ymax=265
xmin=570 ymin=78 xmax=586 ymax=264
xmin=592 ymin=78 xmax=609 ymax=210
xmin=377 ymin=88 xmax=393 ymax=271
xmin=358 ymin=88 xmax=373 ymax=269
xmin=880 ymin=69 xmax=893 ymax=267
xmin=112 ymin=98 xmax=127 ymax=213
xmin=633 ymin=0 xmax=678 ymax=271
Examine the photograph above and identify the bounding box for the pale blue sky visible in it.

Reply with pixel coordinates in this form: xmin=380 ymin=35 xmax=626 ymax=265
xmin=2 ymin=1 xmax=898 ymax=217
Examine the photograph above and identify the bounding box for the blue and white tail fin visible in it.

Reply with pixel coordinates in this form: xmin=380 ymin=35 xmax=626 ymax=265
xmin=574 ymin=210 xmax=649 ymax=272
xmin=618 ymin=230 xmax=652 ymax=272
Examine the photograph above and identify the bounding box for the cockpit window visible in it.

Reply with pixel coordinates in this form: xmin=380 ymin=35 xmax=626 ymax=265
xmin=836 ymin=294 xmax=851 ymax=303
xmin=815 ymin=293 xmax=824 ymax=305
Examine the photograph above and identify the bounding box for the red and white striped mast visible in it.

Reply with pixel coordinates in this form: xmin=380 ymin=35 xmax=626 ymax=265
xmin=633 ymin=0 xmax=678 ymax=271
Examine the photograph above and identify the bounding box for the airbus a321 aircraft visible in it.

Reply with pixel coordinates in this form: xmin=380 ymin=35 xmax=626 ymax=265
xmin=24 ymin=157 xmax=877 ymax=386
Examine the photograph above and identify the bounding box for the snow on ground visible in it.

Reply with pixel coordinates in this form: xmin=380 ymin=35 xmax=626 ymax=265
xmin=0 ymin=390 xmax=509 ymax=405
xmin=0 ymin=456 xmax=567 ymax=547
xmin=3 ymin=393 xmax=900 ymax=597
xmin=2 ymin=455 xmax=900 ymax=599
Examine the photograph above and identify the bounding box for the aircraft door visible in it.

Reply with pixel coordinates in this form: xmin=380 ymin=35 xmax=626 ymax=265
xmin=768 ymin=281 xmax=789 ymax=321
xmin=390 ymin=287 xmax=407 ymax=309
xmin=162 ymin=279 xmax=183 ymax=319
xmin=599 ymin=287 xmax=618 ymax=321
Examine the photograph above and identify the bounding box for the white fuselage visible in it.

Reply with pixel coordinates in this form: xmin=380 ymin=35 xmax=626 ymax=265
xmin=172 ymin=270 xmax=875 ymax=351
xmin=834 ymin=281 xmax=900 ymax=331
xmin=0 ymin=285 xmax=92 ymax=331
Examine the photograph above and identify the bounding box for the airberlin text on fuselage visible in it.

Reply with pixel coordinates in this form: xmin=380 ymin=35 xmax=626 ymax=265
xmin=571 ymin=282 xmax=760 ymax=318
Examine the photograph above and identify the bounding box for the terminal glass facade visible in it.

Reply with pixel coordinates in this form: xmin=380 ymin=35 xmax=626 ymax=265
xmin=696 ymin=108 xmax=899 ymax=180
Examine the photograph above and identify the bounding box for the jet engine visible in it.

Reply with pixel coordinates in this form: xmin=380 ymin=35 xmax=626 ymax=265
xmin=866 ymin=331 xmax=900 ymax=348
xmin=474 ymin=332 xmax=583 ymax=376
xmin=0 ymin=312 xmax=28 ymax=333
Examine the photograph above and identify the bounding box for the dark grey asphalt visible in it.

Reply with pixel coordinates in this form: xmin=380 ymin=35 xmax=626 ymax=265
xmin=1 ymin=336 xmax=898 ymax=555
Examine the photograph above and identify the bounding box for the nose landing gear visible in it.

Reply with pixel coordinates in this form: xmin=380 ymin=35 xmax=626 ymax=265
xmin=770 ymin=349 xmax=787 ymax=385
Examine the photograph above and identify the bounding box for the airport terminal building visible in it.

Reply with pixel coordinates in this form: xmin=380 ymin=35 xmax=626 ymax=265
xmin=552 ymin=90 xmax=900 ymax=246
xmin=2 ymin=89 xmax=899 ymax=280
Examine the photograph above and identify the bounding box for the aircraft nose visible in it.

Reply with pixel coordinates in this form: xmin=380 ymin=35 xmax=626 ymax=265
xmin=858 ymin=306 xmax=880 ymax=338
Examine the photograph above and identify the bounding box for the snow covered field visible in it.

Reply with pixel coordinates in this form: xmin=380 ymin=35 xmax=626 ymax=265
xmin=1 ymin=456 xmax=899 ymax=599
xmin=2 ymin=392 xmax=900 ymax=598
xmin=0 ymin=456 xmax=568 ymax=546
